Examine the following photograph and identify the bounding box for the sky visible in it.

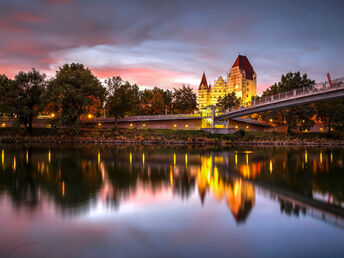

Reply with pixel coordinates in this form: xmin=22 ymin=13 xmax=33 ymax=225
xmin=0 ymin=0 xmax=343 ymax=94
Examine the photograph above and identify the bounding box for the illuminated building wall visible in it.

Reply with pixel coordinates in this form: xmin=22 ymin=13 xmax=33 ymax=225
xmin=198 ymin=55 xmax=257 ymax=107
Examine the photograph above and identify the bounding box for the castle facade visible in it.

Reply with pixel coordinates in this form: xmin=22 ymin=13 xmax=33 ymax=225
xmin=198 ymin=55 xmax=257 ymax=109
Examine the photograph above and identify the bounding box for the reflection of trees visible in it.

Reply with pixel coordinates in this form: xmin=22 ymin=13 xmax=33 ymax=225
xmin=279 ymin=199 xmax=306 ymax=217
xmin=0 ymin=147 xmax=103 ymax=215
xmin=236 ymin=148 xmax=344 ymax=206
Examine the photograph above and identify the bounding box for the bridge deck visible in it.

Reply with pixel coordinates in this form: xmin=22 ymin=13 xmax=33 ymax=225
xmin=216 ymin=77 xmax=344 ymax=121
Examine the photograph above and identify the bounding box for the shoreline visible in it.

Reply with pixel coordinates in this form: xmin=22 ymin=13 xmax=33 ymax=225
xmin=1 ymin=137 xmax=344 ymax=146
xmin=1 ymin=128 xmax=344 ymax=146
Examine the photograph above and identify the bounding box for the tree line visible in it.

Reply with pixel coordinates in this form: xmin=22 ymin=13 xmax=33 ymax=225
xmin=0 ymin=63 xmax=197 ymax=132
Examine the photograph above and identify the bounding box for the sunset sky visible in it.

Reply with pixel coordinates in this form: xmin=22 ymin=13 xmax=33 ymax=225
xmin=0 ymin=0 xmax=343 ymax=94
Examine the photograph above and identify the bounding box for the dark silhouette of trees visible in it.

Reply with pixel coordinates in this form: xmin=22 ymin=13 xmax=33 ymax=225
xmin=45 ymin=63 xmax=106 ymax=131
xmin=261 ymin=72 xmax=316 ymax=133
xmin=1 ymin=69 xmax=46 ymax=132
xmin=216 ymin=92 xmax=241 ymax=112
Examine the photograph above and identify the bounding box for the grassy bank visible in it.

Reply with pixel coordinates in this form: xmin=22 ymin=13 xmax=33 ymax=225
xmin=0 ymin=128 xmax=343 ymax=146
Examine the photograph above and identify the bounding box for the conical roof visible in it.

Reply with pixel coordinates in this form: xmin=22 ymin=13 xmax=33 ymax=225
xmin=232 ymin=55 xmax=255 ymax=80
xmin=199 ymin=72 xmax=208 ymax=90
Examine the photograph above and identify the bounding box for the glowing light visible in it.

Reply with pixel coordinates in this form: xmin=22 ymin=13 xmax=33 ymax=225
xmin=50 ymin=113 xmax=55 ymax=118
xmin=269 ymin=160 xmax=273 ymax=173
xmin=174 ymin=124 xmax=177 ymax=128
xmin=130 ymin=123 xmax=133 ymax=127
xmin=185 ymin=153 xmax=188 ymax=167
xmin=130 ymin=152 xmax=132 ymax=165
xmin=1 ymin=149 xmax=4 ymax=166
xmin=26 ymin=150 xmax=28 ymax=163
xmin=246 ymin=154 xmax=248 ymax=165
xmin=143 ymin=124 xmax=146 ymax=127
xmin=98 ymin=151 xmax=100 ymax=164
xmin=87 ymin=114 xmax=93 ymax=119
xmin=185 ymin=124 xmax=188 ymax=128
xmin=62 ymin=181 xmax=65 ymax=196
xmin=98 ymin=123 xmax=101 ymax=126
xmin=142 ymin=153 xmax=145 ymax=165
xmin=269 ymin=119 xmax=273 ymax=122
xmin=320 ymin=152 xmax=323 ymax=164
xmin=173 ymin=153 xmax=176 ymax=166
xmin=48 ymin=150 xmax=51 ymax=163
xmin=331 ymin=153 xmax=333 ymax=163
xmin=170 ymin=165 xmax=173 ymax=187
xmin=13 ymin=157 xmax=16 ymax=171
xmin=320 ymin=128 xmax=323 ymax=131
xmin=235 ymin=153 xmax=238 ymax=167
xmin=235 ymin=125 xmax=238 ymax=129
xmin=246 ymin=126 xmax=249 ymax=129
xmin=1 ymin=123 xmax=5 ymax=127
xmin=305 ymin=150 xmax=308 ymax=163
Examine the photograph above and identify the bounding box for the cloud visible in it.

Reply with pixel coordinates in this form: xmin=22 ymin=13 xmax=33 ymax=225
xmin=0 ymin=0 xmax=344 ymax=92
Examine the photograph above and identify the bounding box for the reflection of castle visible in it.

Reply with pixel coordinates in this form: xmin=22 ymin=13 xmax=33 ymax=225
xmin=197 ymin=155 xmax=256 ymax=223
xmin=198 ymin=55 xmax=257 ymax=108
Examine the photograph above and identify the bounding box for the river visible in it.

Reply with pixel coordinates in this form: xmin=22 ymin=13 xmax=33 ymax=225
xmin=0 ymin=144 xmax=343 ymax=257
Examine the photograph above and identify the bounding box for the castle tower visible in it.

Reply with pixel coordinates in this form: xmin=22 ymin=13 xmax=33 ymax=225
xmin=227 ymin=55 xmax=257 ymax=103
xmin=198 ymin=73 xmax=210 ymax=109
xmin=210 ymin=76 xmax=228 ymax=106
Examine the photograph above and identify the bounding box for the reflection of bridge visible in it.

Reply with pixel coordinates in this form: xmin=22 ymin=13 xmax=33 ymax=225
xmin=216 ymin=77 xmax=344 ymax=121
xmin=251 ymin=180 xmax=344 ymax=230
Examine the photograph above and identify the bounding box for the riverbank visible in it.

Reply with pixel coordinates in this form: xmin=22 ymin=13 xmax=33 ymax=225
xmin=0 ymin=128 xmax=344 ymax=146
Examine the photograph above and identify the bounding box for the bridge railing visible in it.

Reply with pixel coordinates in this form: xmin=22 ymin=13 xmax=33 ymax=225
xmin=226 ymin=77 xmax=344 ymax=113
xmin=119 ymin=113 xmax=203 ymax=121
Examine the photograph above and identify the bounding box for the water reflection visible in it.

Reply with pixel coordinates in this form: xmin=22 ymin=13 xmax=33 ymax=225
xmin=0 ymin=145 xmax=343 ymax=227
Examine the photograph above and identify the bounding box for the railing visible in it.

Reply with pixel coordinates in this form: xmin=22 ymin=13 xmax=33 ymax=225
xmin=118 ymin=113 xmax=204 ymax=121
xmin=225 ymin=77 xmax=344 ymax=113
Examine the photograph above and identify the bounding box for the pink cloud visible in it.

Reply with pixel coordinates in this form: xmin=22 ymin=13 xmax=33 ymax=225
xmin=92 ymin=66 xmax=195 ymax=89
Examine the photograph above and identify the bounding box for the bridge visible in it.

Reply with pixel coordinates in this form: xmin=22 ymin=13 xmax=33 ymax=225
xmin=216 ymin=77 xmax=344 ymax=121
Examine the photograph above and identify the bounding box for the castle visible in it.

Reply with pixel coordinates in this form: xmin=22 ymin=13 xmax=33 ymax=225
xmin=198 ymin=55 xmax=257 ymax=109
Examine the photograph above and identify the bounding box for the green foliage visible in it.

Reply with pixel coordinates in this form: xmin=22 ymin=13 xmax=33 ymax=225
xmin=316 ymin=100 xmax=344 ymax=132
xmin=172 ymin=85 xmax=197 ymax=114
xmin=138 ymin=87 xmax=172 ymax=115
xmin=0 ymin=74 xmax=15 ymax=115
xmin=216 ymin=92 xmax=241 ymax=112
xmin=46 ymin=63 xmax=106 ymax=130
xmin=105 ymin=76 xmax=140 ymax=119
xmin=1 ymin=69 xmax=46 ymax=132
xmin=261 ymin=72 xmax=316 ymax=134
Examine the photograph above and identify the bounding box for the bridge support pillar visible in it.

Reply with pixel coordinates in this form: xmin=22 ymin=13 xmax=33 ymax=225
xmin=211 ymin=108 xmax=215 ymax=128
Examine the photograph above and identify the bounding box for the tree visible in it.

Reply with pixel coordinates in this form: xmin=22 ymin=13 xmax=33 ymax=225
xmin=105 ymin=77 xmax=140 ymax=122
xmin=316 ymin=100 xmax=344 ymax=132
xmin=216 ymin=92 xmax=241 ymax=112
xmin=0 ymin=75 xmax=16 ymax=116
xmin=261 ymin=72 xmax=316 ymax=134
xmin=45 ymin=63 xmax=106 ymax=130
xmin=137 ymin=87 xmax=171 ymax=115
xmin=1 ymin=69 xmax=46 ymax=132
xmin=172 ymin=85 xmax=197 ymax=114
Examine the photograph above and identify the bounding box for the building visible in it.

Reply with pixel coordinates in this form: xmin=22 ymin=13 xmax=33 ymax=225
xmin=198 ymin=55 xmax=257 ymax=109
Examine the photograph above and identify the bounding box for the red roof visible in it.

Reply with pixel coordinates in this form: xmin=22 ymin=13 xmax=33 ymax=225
xmin=199 ymin=72 xmax=208 ymax=90
xmin=232 ymin=55 xmax=255 ymax=80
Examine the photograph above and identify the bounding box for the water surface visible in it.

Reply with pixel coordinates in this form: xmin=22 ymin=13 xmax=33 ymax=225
xmin=0 ymin=145 xmax=344 ymax=257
